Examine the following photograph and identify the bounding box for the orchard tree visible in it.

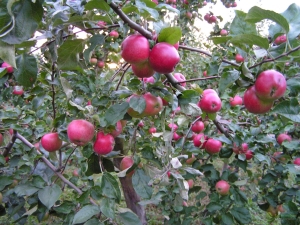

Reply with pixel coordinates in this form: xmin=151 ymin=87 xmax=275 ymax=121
xmin=0 ymin=0 xmax=300 ymax=225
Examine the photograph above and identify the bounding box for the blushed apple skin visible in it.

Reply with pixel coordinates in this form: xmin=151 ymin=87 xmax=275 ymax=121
xmin=244 ymin=86 xmax=273 ymax=114
xmin=41 ymin=132 xmax=63 ymax=152
xmin=93 ymin=132 xmax=115 ymax=155
xmin=215 ymin=180 xmax=230 ymax=195
xmin=276 ymin=133 xmax=292 ymax=145
xmin=67 ymin=119 xmax=95 ymax=146
xmin=120 ymin=156 xmax=135 ymax=177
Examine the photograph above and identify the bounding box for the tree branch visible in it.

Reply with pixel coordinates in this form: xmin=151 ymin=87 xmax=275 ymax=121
xmin=213 ymin=119 xmax=232 ymax=139
xmin=2 ymin=129 xmax=17 ymax=157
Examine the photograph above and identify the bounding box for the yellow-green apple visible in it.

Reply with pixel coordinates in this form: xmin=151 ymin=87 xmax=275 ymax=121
xmin=235 ymin=54 xmax=244 ymax=63
xmin=254 ymin=70 xmax=286 ymax=101
xmin=193 ymin=133 xmax=208 ymax=149
xmin=131 ymin=61 xmax=155 ymax=78
xmin=220 ymin=29 xmax=228 ymax=36
xmin=274 ymin=35 xmax=287 ymax=45
xmin=13 ymin=86 xmax=24 ymax=95
xmin=243 ymin=86 xmax=273 ymax=114
xmin=120 ymin=156 xmax=135 ymax=176
xmin=276 ymin=133 xmax=292 ymax=145
xmin=111 ymin=121 xmax=123 ymax=137
xmin=1 ymin=62 xmax=14 ymax=73
xmin=41 ymin=132 xmax=63 ymax=152
xmin=67 ymin=119 xmax=95 ymax=146
xmin=229 ymin=95 xmax=243 ymax=107
xmin=267 ymin=205 xmax=278 ymax=217
xmin=205 ymin=138 xmax=222 ymax=154
xmin=93 ymin=132 xmax=115 ymax=155
xmin=121 ymin=34 xmax=150 ymax=64
xmin=294 ymin=158 xmax=300 ymax=165
xmin=173 ymin=73 xmax=186 ymax=87
xmin=149 ymin=42 xmax=180 ymax=74
xmin=191 ymin=121 xmax=205 ymax=133
xmin=215 ymin=180 xmax=230 ymax=195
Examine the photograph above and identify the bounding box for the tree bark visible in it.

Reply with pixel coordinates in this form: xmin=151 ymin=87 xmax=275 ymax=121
xmin=113 ymin=137 xmax=147 ymax=225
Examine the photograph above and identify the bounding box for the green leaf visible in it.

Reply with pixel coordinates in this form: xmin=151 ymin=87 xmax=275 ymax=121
xmin=180 ymin=103 xmax=201 ymax=117
xmin=230 ymin=206 xmax=252 ymax=224
xmin=287 ymin=77 xmax=300 ymax=96
xmin=86 ymin=153 xmax=102 ymax=176
xmin=211 ymin=36 xmax=231 ymax=45
xmin=101 ymin=172 xmax=121 ymax=202
xmin=117 ymin=208 xmax=142 ymax=225
xmin=54 ymin=201 xmax=75 ymax=214
xmin=135 ymin=0 xmax=159 ymax=20
xmin=132 ymin=168 xmax=153 ymax=199
xmin=60 ymin=77 xmax=73 ymax=99
xmin=14 ymin=184 xmax=40 ymax=196
xmin=245 ymin=6 xmax=289 ymax=33
xmin=230 ymin=10 xmax=257 ymax=36
xmin=72 ymin=205 xmax=100 ymax=224
xmin=1 ymin=0 xmax=44 ymax=44
xmin=156 ymin=3 xmax=180 ymax=14
xmin=230 ymin=34 xmax=269 ymax=50
xmin=178 ymin=90 xmax=199 ymax=105
xmin=85 ymin=0 xmax=110 ymax=12
xmin=100 ymin=198 xmax=115 ymax=219
xmin=57 ymin=39 xmax=85 ymax=71
xmin=158 ymin=27 xmax=182 ymax=45
xmin=272 ymin=98 xmax=300 ymax=122
xmin=207 ymin=202 xmax=222 ymax=212
xmin=14 ymin=54 xmax=38 ymax=87
xmin=0 ymin=176 xmax=13 ymax=191
xmin=38 ymin=184 xmax=62 ymax=209
xmin=0 ymin=40 xmax=16 ymax=68
xmin=83 ymin=35 xmax=105 ymax=64
xmin=218 ymin=70 xmax=240 ymax=94
xmin=183 ymin=167 xmax=203 ymax=176
xmin=84 ymin=218 xmax=104 ymax=225
xmin=32 ymin=94 xmax=46 ymax=110
xmin=129 ymin=95 xmax=146 ymax=114
xmin=105 ymin=102 xmax=129 ymax=126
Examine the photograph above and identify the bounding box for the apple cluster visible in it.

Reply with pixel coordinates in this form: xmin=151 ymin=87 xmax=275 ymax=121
xmin=244 ymin=70 xmax=287 ymax=114
xmin=204 ymin=13 xmax=217 ymax=24
xmin=193 ymin=132 xmax=223 ymax=155
xmin=220 ymin=0 xmax=237 ymax=8
xmin=121 ymin=34 xmax=180 ymax=78
xmin=232 ymin=143 xmax=254 ymax=160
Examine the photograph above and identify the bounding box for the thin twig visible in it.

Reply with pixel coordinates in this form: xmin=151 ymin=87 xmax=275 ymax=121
xmin=51 ymin=63 xmax=56 ymax=119
xmin=181 ymin=117 xmax=202 ymax=153
xmin=115 ymin=64 xmax=131 ymax=90
xmin=2 ymin=129 xmax=17 ymax=157
xmin=109 ymin=63 xmax=130 ymax=82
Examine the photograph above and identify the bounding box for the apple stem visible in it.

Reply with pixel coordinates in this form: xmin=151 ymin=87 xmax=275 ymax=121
xmin=98 ymin=155 xmax=104 ymax=173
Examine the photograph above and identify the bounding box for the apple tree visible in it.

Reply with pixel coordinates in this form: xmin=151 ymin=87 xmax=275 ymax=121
xmin=0 ymin=0 xmax=300 ymax=224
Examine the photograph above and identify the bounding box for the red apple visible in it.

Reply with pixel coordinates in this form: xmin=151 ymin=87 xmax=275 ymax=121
xmin=274 ymin=35 xmax=287 ymax=45
xmin=149 ymin=127 xmax=157 ymax=134
xmin=67 ymin=119 xmax=95 ymax=146
xmin=205 ymin=138 xmax=222 ymax=154
xmin=173 ymin=73 xmax=186 ymax=87
xmin=97 ymin=21 xmax=106 ymax=27
xmin=272 ymin=152 xmax=286 ymax=163
xmin=198 ymin=92 xmax=222 ymax=113
xmin=235 ymin=54 xmax=244 ymax=63
xmin=204 ymin=14 xmax=210 ymax=21
xmin=97 ymin=61 xmax=105 ymax=68
xmin=220 ymin=29 xmax=228 ymax=36
xmin=232 ymin=2 xmax=237 ymax=7
xmin=12 ymin=86 xmax=24 ymax=95
xmin=191 ymin=121 xmax=205 ymax=133
xmin=276 ymin=133 xmax=292 ymax=145
xmin=254 ymin=70 xmax=286 ymax=101
xmin=208 ymin=15 xmax=217 ymax=23
xmin=121 ymin=34 xmax=150 ymax=64
xmin=241 ymin=143 xmax=248 ymax=152
xmin=149 ymin=42 xmax=180 ymax=74
xmin=131 ymin=61 xmax=155 ymax=78
xmin=229 ymin=95 xmax=243 ymax=107
xmin=109 ymin=30 xmax=119 ymax=38
xmin=1 ymin=62 xmax=14 ymax=73
xmin=173 ymin=42 xmax=179 ymax=50
xmin=172 ymin=132 xmax=181 ymax=141
xmin=73 ymin=169 xmax=79 ymax=177
xmin=41 ymin=132 xmax=63 ymax=152
xmin=168 ymin=123 xmax=178 ymax=131
xmin=193 ymin=133 xmax=207 ymax=149
xmin=90 ymin=58 xmax=97 ymax=65
xmin=187 ymin=179 xmax=194 ymax=188
xmin=138 ymin=121 xmax=144 ymax=127
xmin=245 ymin=150 xmax=254 ymax=160
xmin=120 ymin=156 xmax=135 ymax=176
xmin=0 ymin=133 xmax=3 ymax=146
xmin=111 ymin=121 xmax=123 ymax=137
xmin=215 ymin=180 xmax=230 ymax=195
xmin=93 ymin=132 xmax=115 ymax=155
xmin=203 ymin=70 xmax=208 ymax=77
xmin=293 ymin=158 xmax=300 ymax=166
xmin=243 ymin=86 xmax=273 ymax=114
xmin=186 ymin=12 xmax=192 ymax=19
xmin=140 ymin=76 xmax=155 ymax=84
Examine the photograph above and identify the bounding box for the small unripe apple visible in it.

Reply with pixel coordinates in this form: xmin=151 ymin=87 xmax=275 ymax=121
xmin=90 ymin=58 xmax=97 ymax=65
xmin=120 ymin=156 xmax=135 ymax=177
xmin=109 ymin=30 xmax=119 ymax=38
xmin=294 ymin=158 xmax=300 ymax=166
xmin=235 ymin=54 xmax=244 ymax=63
xmin=41 ymin=132 xmax=63 ymax=152
xmin=276 ymin=133 xmax=292 ymax=145
xmin=1 ymin=62 xmax=14 ymax=73
xmin=220 ymin=29 xmax=228 ymax=36
xmin=67 ymin=119 xmax=95 ymax=146
xmin=215 ymin=180 xmax=230 ymax=195
xmin=267 ymin=205 xmax=278 ymax=217
xmin=186 ymin=154 xmax=196 ymax=164
xmin=97 ymin=61 xmax=105 ymax=68
xmin=93 ymin=132 xmax=115 ymax=155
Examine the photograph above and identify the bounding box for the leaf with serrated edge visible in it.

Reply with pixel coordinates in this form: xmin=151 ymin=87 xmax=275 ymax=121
xmin=72 ymin=205 xmax=100 ymax=224
xmin=38 ymin=184 xmax=62 ymax=209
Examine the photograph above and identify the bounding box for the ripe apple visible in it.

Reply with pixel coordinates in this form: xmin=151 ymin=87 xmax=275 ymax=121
xmin=93 ymin=132 xmax=115 ymax=155
xmin=235 ymin=54 xmax=244 ymax=63
xmin=120 ymin=156 xmax=135 ymax=177
xmin=205 ymin=138 xmax=222 ymax=154
xmin=203 ymin=70 xmax=208 ymax=77
xmin=191 ymin=121 xmax=205 ymax=133
xmin=241 ymin=143 xmax=248 ymax=152
xmin=97 ymin=21 xmax=106 ymax=27
xmin=173 ymin=42 xmax=179 ymax=50
xmin=149 ymin=42 xmax=180 ymax=74
xmin=198 ymin=92 xmax=222 ymax=113
xmin=243 ymin=86 xmax=273 ymax=114
xmin=168 ymin=123 xmax=178 ymax=131
xmin=138 ymin=121 xmax=144 ymax=127
xmin=0 ymin=133 xmax=3 ymax=146
xmin=87 ymin=100 xmax=92 ymax=106
xmin=109 ymin=30 xmax=119 ymax=38
xmin=254 ymin=70 xmax=286 ymax=101
xmin=97 ymin=61 xmax=105 ymax=68
xmin=41 ymin=132 xmax=63 ymax=152
xmin=149 ymin=127 xmax=157 ymax=134
xmin=172 ymin=132 xmax=181 ymax=141
xmin=215 ymin=180 xmax=230 ymax=195
xmin=131 ymin=61 xmax=155 ymax=78
xmin=220 ymin=29 xmax=228 ymax=36
xmin=276 ymin=133 xmax=292 ymax=145
xmin=187 ymin=179 xmax=194 ymax=189
xmin=73 ymin=169 xmax=79 ymax=177
xmin=193 ymin=133 xmax=207 ymax=149
xmin=232 ymin=2 xmax=237 ymax=7
xmin=208 ymin=15 xmax=217 ymax=23
xmin=294 ymin=158 xmax=300 ymax=166
xmin=186 ymin=12 xmax=192 ymax=19
xmin=229 ymin=95 xmax=243 ymax=107
xmin=12 ymin=86 xmax=24 ymax=95
xmin=140 ymin=76 xmax=155 ymax=84
xmin=173 ymin=73 xmax=186 ymax=87
xmin=90 ymin=58 xmax=97 ymax=65
xmin=67 ymin=119 xmax=95 ymax=146
xmin=245 ymin=150 xmax=254 ymax=160
xmin=274 ymin=35 xmax=287 ymax=45
xmin=121 ymin=34 xmax=150 ymax=64
xmin=204 ymin=13 xmax=210 ymax=21
xmin=1 ymin=62 xmax=14 ymax=73
xmin=111 ymin=121 xmax=123 ymax=137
